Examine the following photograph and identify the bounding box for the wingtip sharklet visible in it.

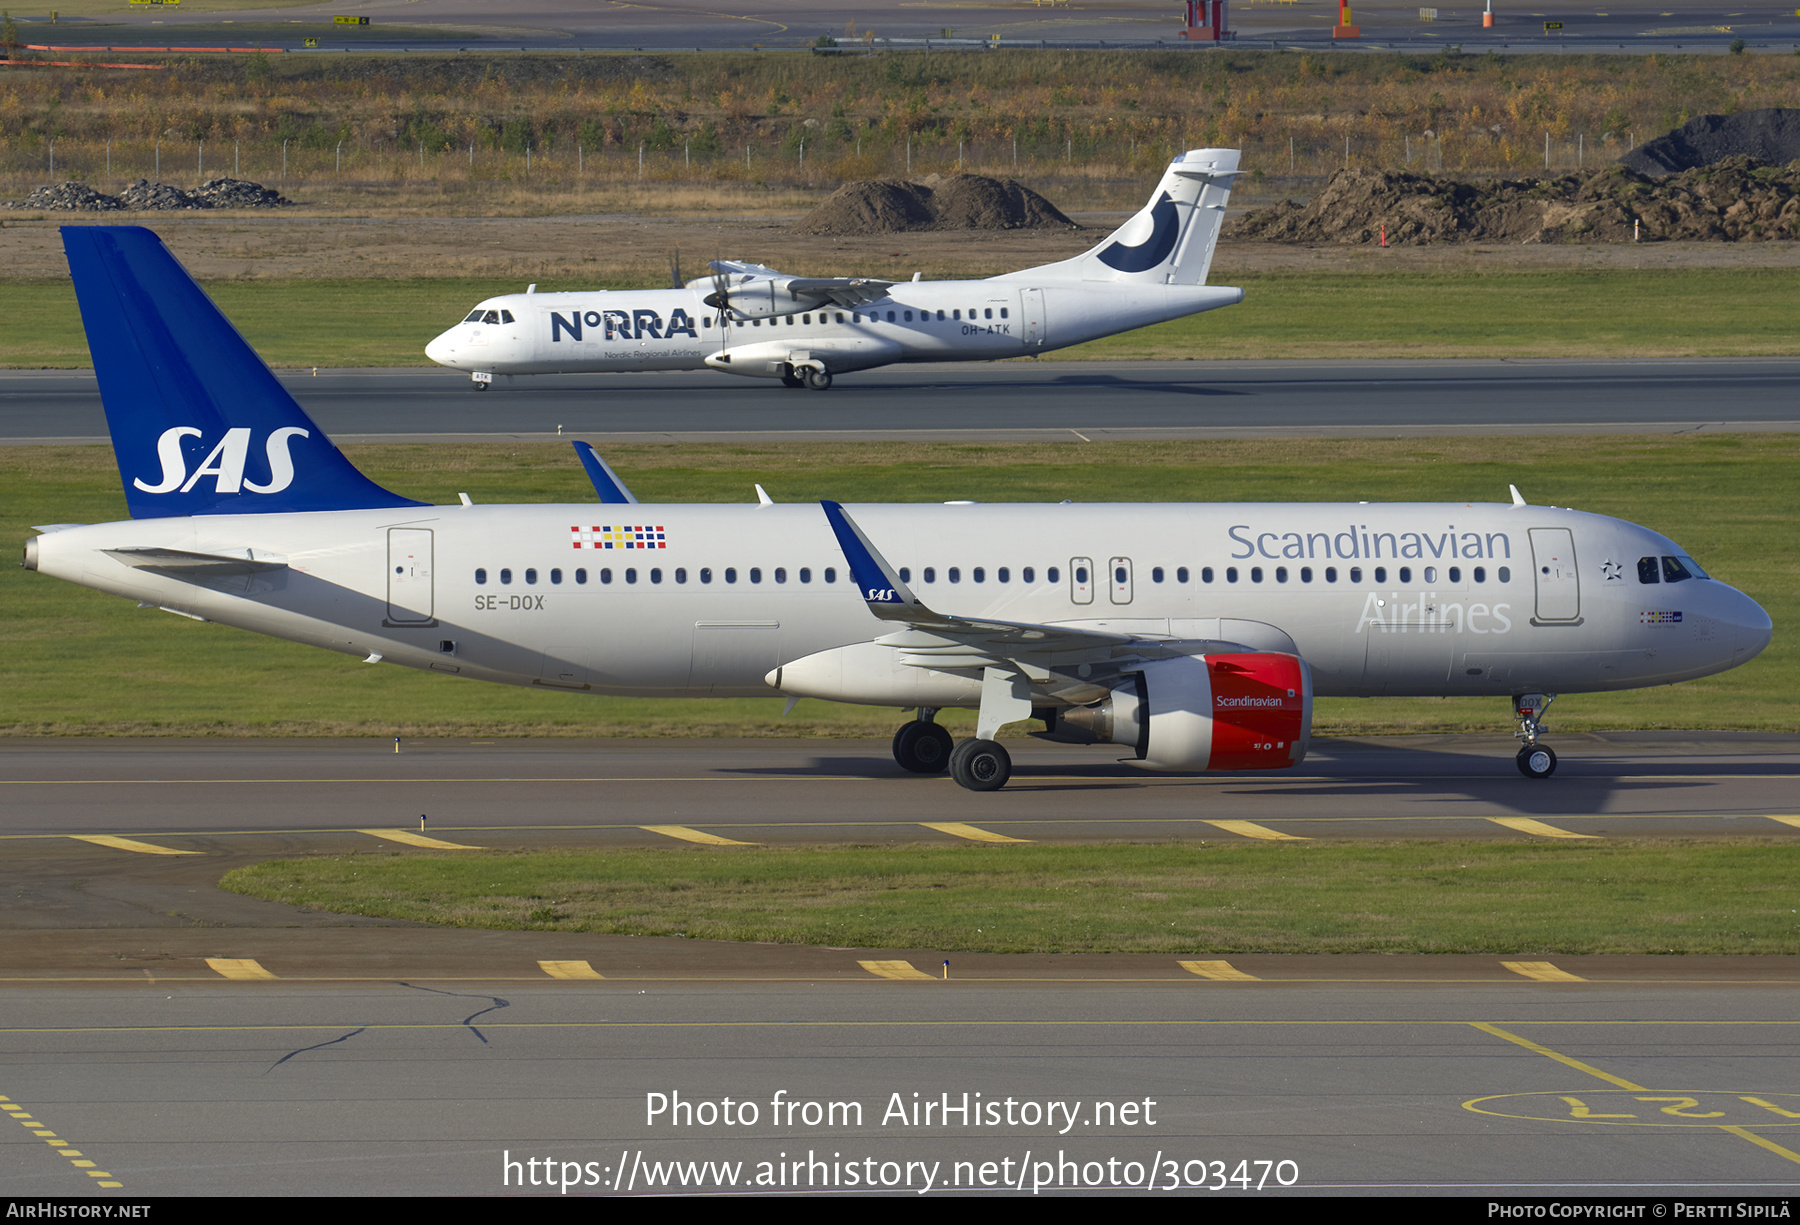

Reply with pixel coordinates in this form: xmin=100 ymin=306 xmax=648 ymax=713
xmin=819 ymin=500 xmax=928 ymax=621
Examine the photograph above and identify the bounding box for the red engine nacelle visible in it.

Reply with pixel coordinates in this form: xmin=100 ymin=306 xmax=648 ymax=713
xmin=1054 ymin=653 xmax=1312 ymax=772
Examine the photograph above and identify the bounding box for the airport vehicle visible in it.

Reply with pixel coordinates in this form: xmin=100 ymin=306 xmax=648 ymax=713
xmin=423 ymin=149 xmax=1246 ymax=391
xmin=28 ymin=228 xmax=1771 ymax=791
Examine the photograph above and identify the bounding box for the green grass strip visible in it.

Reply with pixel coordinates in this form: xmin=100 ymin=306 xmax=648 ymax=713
xmin=5 ymin=267 xmax=1798 ymax=367
xmin=221 ymin=840 xmax=1800 ymax=955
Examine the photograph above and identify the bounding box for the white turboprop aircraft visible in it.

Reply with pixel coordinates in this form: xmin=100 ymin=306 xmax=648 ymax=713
xmin=423 ymin=149 xmax=1246 ymax=391
xmin=31 ymin=228 xmax=1771 ymax=790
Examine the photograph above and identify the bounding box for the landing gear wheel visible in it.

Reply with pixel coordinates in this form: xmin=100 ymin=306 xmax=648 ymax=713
xmin=892 ymin=720 xmax=954 ymax=774
xmin=780 ymin=368 xmax=806 ymax=389
xmin=1516 ymin=744 xmax=1558 ymax=779
xmin=471 ymin=382 xmax=489 ymax=392
xmin=949 ymin=738 xmax=1011 ymax=792
xmin=804 ymin=368 xmax=833 ymax=391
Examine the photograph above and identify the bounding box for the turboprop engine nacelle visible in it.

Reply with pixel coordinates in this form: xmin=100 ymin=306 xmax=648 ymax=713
xmin=1050 ymin=653 xmax=1313 ymax=772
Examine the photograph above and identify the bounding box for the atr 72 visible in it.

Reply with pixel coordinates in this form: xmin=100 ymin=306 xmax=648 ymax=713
xmin=29 ymin=228 xmax=1771 ymax=790
xmin=423 ymin=149 xmax=1245 ymax=391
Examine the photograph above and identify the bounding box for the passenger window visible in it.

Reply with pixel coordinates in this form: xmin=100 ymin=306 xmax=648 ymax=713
xmin=1176 ymin=566 xmax=1189 ymax=583
xmin=1473 ymin=566 xmax=1485 ymax=582
xmin=675 ymin=568 xmax=687 ymax=583
xmin=972 ymin=567 xmax=984 ymax=583
xmin=923 ymin=567 xmax=936 ymax=583
xmin=899 ymin=568 xmax=911 ymax=582
xmin=803 ymin=314 xmax=812 ymax=325
xmin=998 ymin=567 xmax=1009 ymax=582
xmin=799 ymin=568 xmax=811 ymax=583
xmin=750 ymin=567 xmax=762 ymax=583
xmin=1074 ymin=565 xmax=1089 ymax=584
xmin=1022 ymin=566 xmax=1034 ymax=583
xmin=626 ymin=568 xmax=638 ymax=584
xmin=904 ymin=311 xmax=913 ymax=322
xmin=601 ymin=568 xmax=613 ymax=584
xmin=701 ymin=567 xmax=713 ymax=584
xmin=825 ymin=567 xmax=837 ymax=583
xmin=887 ymin=311 xmax=896 ymax=322
xmin=1300 ymin=566 xmax=1312 ymax=582
xmin=1398 ymin=566 xmax=1411 ymax=583
xmin=1226 ymin=567 xmax=1239 ymax=583
xmin=725 ymin=568 xmax=737 ymax=583
xmin=1350 ymin=567 xmax=1362 ymax=583
xmin=1498 ymin=566 xmax=1511 ymax=582
xmin=1447 ymin=566 xmax=1459 ymax=582
xmin=787 ymin=315 xmax=795 ymax=325
xmin=551 ymin=568 xmax=563 ymax=585
xmin=774 ymin=567 xmax=787 ymax=583
xmin=1000 ymin=308 xmax=1008 ymax=318
xmin=953 ymin=310 xmax=961 ymax=320
xmin=475 ymin=568 xmax=487 ymax=585
xmin=835 ymin=312 xmax=845 ymax=323
xmin=1047 ymin=566 xmax=1059 ymax=582
xmin=1374 ymin=566 xmax=1387 ymax=583
xmin=937 ymin=310 xmax=946 ymax=321
xmin=948 ymin=567 xmax=960 ymax=583
xmin=1423 ymin=567 xmax=1437 ymax=583
xmin=984 ymin=308 xmax=993 ymax=319
xmin=1324 ymin=566 xmax=1336 ymax=582
xmin=650 ymin=568 xmax=662 ymax=583
xmin=1251 ymin=566 xmax=1263 ymax=583
xmin=1152 ymin=567 xmax=1164 ymax=583
xmin=576 ymin=568 xmax=588 ymax=584
xmin=525 ymin=568 xmax=538 ymax=584
xmin=500 ymin=568 xmax=513 ymax=584
xmin=1201 ymin=567 xmax=1213 ymax=583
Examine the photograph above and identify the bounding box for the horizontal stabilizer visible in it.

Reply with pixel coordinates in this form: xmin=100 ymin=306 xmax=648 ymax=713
xmin=105 ymin=546 xmax=288 ymax=576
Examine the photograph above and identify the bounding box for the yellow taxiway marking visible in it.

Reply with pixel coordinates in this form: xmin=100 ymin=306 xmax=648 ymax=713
xmin=358 ymin=828 xmax=483 ymax=850
xmin=68 ymin=834 xmax=200 ymax=856
xmin=538 ymin=960 xmax=604 ymax=980
xmin=1501 ymin=961 xmax=1587 ymax=982
xmin=1179 ymin=960 xmax=1261 ymax=981
xmin=920 ymin=821 xmax=1030 ymax=844
xmin=1768 ymin=816 xmax=1800 ymax=831
xmin=858 ymin=960 xmax=937 ymax=981
xmin=1488 ymin=817 xmax=1599 ymax=839
xmin=3 ymin=1095 xmax=121 ymax=1187
xmin=1471 ymin=1022 xmax=1800 ymax=1167
xmin=205 ymin=958 xmax=276 ymax=981
xmin=1202 ymin=819 xmax=1308 ymax=841
xmin=640 ymin=825 xmax=755 ymax=846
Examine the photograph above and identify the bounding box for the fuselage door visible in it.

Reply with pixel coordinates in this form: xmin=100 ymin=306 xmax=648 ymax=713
xmin=1021 ymin=287 xmax=1045 ymax=350
xmin=386 ymin=528 xmax=434 ymax=624
xmin=1108 ymin=556 xmax=1134 ymax=605
xmin=1070 ymin=557 xmax=1094 ymax=605
xmin=1528 ymin=527 xmax=1581 ymax=623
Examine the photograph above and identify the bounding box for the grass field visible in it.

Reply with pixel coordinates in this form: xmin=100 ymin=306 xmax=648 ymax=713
xmin=5 ymin=434 xmax=1791 ymax=738
xmin=6 ymin=266 xmax=1800 ymax=367
xmin=219 ymin=840 xmax=1800 ymax=955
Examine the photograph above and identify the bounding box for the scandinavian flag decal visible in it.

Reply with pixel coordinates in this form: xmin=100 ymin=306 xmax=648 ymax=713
xmin=571 ymin=525 xmax=667 ymax=549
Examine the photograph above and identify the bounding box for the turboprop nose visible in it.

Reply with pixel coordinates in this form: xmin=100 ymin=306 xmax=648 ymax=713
xmin=425 ymin=329 xmax=459 ymax=367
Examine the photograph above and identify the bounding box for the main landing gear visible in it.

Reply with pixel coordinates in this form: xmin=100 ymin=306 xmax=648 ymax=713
xmin=891 ymin=708 xmax=1013 ymax=791
xmin=781 ymin=363 xmax=833 ymax=391
xmin=1513 ymin=692 xmax=1558 ymax=779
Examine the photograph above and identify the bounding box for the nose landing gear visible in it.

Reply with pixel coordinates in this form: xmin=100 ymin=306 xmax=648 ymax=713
xmin=1513 ymin=693 xmax=1558 ymax=778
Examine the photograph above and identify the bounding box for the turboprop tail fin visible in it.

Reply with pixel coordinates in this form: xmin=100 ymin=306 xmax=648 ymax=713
xmin=998 ymin=148 xmax=1241 ymax=286
xmin=61 ymin=226 xmax=426 ymax=520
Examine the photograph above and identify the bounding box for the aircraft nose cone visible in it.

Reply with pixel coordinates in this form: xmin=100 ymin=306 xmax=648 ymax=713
xmin=425 ymin=330 xmax=457 ymax=366
xmin=1729 ymin=586 xmax=1774 ymax=663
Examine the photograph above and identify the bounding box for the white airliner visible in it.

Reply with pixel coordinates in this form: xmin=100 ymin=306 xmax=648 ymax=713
xmin=29 ymin=228 xmax=1771 ymax=790
xmin=423 ymin=149 xmax=1246 ymax=391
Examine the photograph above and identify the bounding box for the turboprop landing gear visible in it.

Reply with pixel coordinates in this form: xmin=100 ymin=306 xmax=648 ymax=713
xmin=892 ymin=709 xmax=953 ymax=774
xmin=804 ymin=367 xmax=833 ymax=391
xmin=780 ymin=367 xmax=806 ymax=389
xmin=949 ymin=738 xmax=1011 ymax=792
xmin=470 ymin=371 xmax=493 ymax=392
xmin=1513 ymin=693 xmax=1558 ymax=779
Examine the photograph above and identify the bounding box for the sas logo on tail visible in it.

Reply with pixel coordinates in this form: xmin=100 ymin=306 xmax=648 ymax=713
xmin=135 ymin=426 xmax=309 ymax=495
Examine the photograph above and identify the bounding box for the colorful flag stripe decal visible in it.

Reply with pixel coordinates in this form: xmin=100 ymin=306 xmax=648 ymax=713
xmin=570 ymin=525 xmax=667 ymax=549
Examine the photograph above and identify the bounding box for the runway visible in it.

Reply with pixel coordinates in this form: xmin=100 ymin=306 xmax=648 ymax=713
xmin=5 ymin=982 xmax=1800 ymax=1197
xmin=5 ymin=358 xmax=1799 ymax=444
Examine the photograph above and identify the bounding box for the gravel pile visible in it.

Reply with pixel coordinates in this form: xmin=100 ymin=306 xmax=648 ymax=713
xmin=796 ymin=173 xmax=1076 ymax=235
xmin=1234 ymin=156 xmax=1800 ymax=244
xmin=1623 ymin=109 xmax=1800 ymax=178
xmin=8 ymin=177 xmax=292 ymax=211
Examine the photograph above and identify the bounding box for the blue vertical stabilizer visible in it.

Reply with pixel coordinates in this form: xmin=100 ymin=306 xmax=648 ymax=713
xmin=62 ymin=226 xmax=428 ymax=519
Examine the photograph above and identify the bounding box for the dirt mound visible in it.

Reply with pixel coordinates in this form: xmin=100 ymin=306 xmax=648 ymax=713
xmin=796 ymin=173 xmax=1076 ymax=235
xmin=9 ymin=177 xmax=291 ymax=211
xmin=1234 ymin=156 xmax=1800 ymax=245
xmin=1623 ymin=109 xmax=1800 ymax=178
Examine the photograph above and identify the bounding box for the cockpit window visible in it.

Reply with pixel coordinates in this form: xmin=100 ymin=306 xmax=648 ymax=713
xmin=500 ymin=310 xmax=515 ymax=324
xmin=484 ymin=310 xmax=502 ymax=325
xmin=1637 ymin=556 xmax=1660 ymax=584
xmin=1661 ymin=555 xmax=1696 ymax=583
xmin=464 ymin=311 xmax=485 ymax=323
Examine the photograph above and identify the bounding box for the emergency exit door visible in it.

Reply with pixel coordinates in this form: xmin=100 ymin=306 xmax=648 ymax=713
xmin=387 ymin=528 xmax=434 ymax=624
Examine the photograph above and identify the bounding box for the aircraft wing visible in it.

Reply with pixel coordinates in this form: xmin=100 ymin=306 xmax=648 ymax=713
xmin=703 ymin=261 xmax=894 ymax=311
xmin=821 ymin=500 xmax=1138 ymax=668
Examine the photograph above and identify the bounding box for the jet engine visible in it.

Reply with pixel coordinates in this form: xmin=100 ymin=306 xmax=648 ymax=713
xmin=1044 ymin=653 xmax=1312 ymax=772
